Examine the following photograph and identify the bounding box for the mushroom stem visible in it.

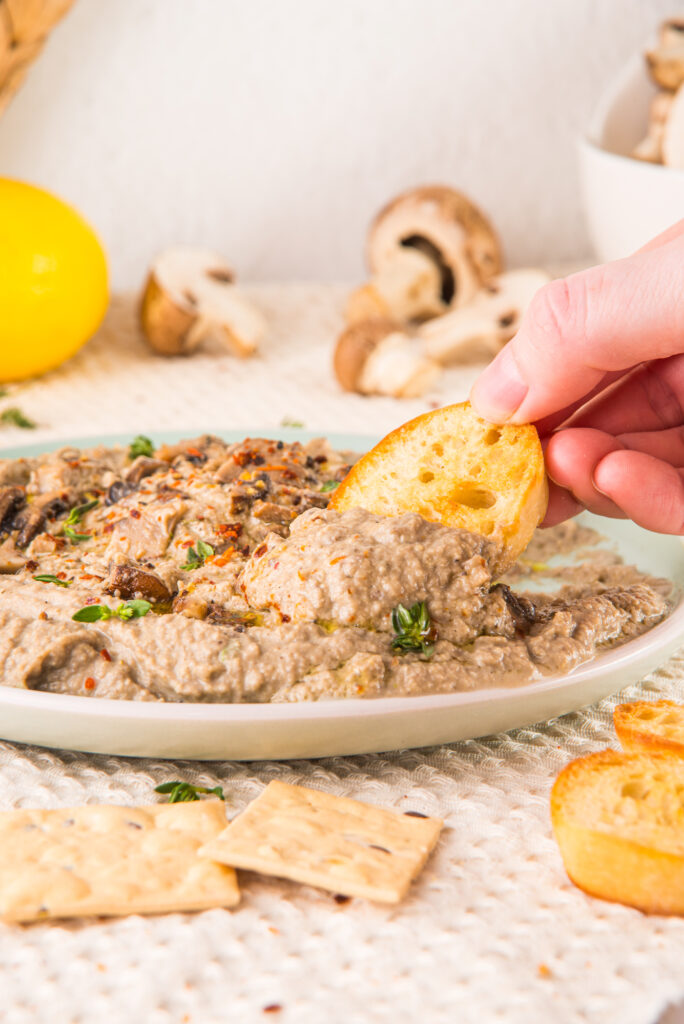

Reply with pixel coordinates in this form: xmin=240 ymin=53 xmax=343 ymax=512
xmin=346 ymin=247 xmax=443 ymax=326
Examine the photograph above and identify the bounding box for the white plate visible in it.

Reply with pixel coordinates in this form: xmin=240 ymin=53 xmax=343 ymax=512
xmin=0 ymin=429 xmax=682 ymax=761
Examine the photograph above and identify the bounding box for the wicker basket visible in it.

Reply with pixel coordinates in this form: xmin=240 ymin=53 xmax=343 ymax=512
xmin=0 ymin=0 xmax=74 ymax=117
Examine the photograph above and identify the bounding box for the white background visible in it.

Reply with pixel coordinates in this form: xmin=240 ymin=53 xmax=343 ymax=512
xmin=0 ymin=0 xmax=679 ymax=288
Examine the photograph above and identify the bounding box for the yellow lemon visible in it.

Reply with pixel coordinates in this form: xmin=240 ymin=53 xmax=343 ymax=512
xmin=0 ymin=179 xmax=109 ymax=381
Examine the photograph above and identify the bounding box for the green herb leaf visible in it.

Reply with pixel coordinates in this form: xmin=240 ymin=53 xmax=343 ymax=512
xmin=0 ymin=407 xmax=36 ymax=430
xmin=72 ymin=600 xmax=151 ymax=624
xmin=320 ymin=481 xmax=339 ymax=492
xmin=390 ymin=601 xmax=436 ymax=659
xmin=33 ymin=574 xmax=71 ymax=588
xmin=154 ymin=781 xmax=225 ymax=803
xmin=181 ymin=540 xmax=214 ymax=571
xmin=65 ymin=498 xmax=99 ymax=526
xmin=280 ymin=417 xmax=305 ymax=428
xmin=129 ymin=435 xmax=155 ymax=459
xmin=72 ymin=604 xmax=112 ymax=623
xmin=63 ymin=526 xmax=91 ymax=543
xmin=115 ymin=599 xmax=151 ymax=621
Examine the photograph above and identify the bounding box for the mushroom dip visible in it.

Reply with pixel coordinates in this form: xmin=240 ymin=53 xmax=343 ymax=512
xmin=0 ymin=434 xmax=670 ymax=702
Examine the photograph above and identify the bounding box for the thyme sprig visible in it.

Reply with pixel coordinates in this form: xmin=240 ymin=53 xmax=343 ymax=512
xmin=181 ymin=539 xmax=214 ymax=571
xmin=390 ymin=601 xmax=436 ymax=659
xmin=63 ymin=498 xmax=99 ymax=543
xmin=0 ymin=407 xmax=36 ymax=429
xmin=320 ymin=481 xmax=339 ymax=493
xmin=154 ymin=781 xmax=225 ymax=803
xmin=72 ymin=599 xmax=151 ymax=623
xmin=33 ymin=574 xmax=71 ymax=588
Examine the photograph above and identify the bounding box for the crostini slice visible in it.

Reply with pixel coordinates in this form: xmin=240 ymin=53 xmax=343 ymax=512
xmin=614 ymin=700 xmax=684 ymax=756
xmin=551 ymin=748 xmax=684 ymax=915
xmin=330 ymin=401 xmax=547 ymax=571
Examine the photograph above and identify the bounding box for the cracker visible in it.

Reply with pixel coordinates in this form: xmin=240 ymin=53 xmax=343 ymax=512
xmin=198 ymin=780 xmax=442 ymax=903
xmin=0 ymin=800 xmax=239 ymax=922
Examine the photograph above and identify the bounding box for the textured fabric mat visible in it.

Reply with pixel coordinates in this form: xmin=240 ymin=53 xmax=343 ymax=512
xmin=0 ymin=287 xmax=682 ymax=1024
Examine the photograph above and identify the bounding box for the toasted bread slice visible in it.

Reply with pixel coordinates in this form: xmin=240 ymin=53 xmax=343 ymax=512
xmin=614 ymin=700 xmax=684 ymax=756
xmin=330 ymin=401 xmax=547 ymax=570
xmin=550 ymin=749 xmax=684 ymax=915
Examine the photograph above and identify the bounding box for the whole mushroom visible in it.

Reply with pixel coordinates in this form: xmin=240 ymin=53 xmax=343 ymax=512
xmin=346 ymin=186 xmax=502 ymax=326
xmin=140 ymin=248 xmax=266 ymax=358
xmin=334 ymin=319 xmax=441 ymax=398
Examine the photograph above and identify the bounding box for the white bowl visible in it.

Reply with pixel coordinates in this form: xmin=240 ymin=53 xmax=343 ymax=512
xmin=579 ymin=55 xmax=684 ymax=262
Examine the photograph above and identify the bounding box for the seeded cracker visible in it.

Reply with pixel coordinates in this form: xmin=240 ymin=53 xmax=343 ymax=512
xmin=0 ymin=801 xmax=239 ymax=922
xmin=198 ymin=780 xmax=443 ymax=903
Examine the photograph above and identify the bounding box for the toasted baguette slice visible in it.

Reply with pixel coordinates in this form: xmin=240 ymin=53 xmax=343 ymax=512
xmin=330 ymin=401 xmax=547 ymax=571
xmin=614 ymin=700 xmax=684 ymax=756
xmin=551 ymin=749 xmax=684 ymax=915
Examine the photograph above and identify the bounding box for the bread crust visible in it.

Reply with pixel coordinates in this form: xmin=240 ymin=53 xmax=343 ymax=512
xmin=551 ymin=749 xmax=684 ymax=915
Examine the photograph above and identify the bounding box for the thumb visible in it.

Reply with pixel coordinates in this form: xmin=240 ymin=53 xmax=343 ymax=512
xmin=470 ymin=232 xmax=684 ymax=425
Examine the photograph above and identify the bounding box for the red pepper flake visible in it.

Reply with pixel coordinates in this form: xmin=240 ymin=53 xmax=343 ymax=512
xmin=186 ymin=446 xmax=203 ymax=458
xmin=217 ymin=522 xmax=242 ymax=539
xmin=84 ymin=677 xmax=96 ymax=691
xmin=129 ymin=509 xmax=141 ymax=519
xmin=39 ymin=611 xmax=48 ymax=621
xmin=329 ymin=556 xmax=346 ymax=566
xmin=180 ymin=539 xmax=195 ymax=549
xmin=80 ymin=573 xmax=104 ymax=581
xmin=25 ymin=559 xmax=38 ymax=572
xmin=67 ymin=460 xmax=80 ymax=469
xmin=280 ymin=613 xmax=291 ymax=623
xmin=254 ymin=544 xmax=268 ymax=559
xmin=262 ymin=1007 xmax=282 ymax=1016
xmin=213 ymin=551 xmax=235 ymax=567
xmin=103 ymin=523 xmax=114 ymax=534
xmin=100 ymin=649 xmax=112 ymax=662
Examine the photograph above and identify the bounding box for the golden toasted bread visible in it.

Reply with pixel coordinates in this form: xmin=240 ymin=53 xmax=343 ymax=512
xmin=614 ymin=700 xmax=684 ymax=756
xmin=550 ymin=749 xmax=684 ymax=915
xmin=330 ymin=401 xmax=547 ymax=570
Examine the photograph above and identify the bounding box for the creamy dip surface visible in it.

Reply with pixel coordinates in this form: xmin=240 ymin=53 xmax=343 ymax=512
xmin=0 ymin=434 xmax=671 ymax=702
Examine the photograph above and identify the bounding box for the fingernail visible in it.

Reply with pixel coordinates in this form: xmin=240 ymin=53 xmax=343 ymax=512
xmin=470 ymin=346 xmax=528 ymax=423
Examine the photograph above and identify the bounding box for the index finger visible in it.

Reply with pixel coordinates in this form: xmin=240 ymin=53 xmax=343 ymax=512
xmin=470 ymin=229 xmax=684 ymax=425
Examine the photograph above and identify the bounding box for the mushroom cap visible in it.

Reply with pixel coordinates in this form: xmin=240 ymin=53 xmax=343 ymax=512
xmin=333 ymin=318 xmax=398 ymax=392
xmin=367 ymin=186 xmax=502 ymax=310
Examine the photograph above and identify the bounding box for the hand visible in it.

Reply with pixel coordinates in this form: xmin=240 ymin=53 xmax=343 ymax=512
xmin=470 ymin=221 xmax=684 ymax=534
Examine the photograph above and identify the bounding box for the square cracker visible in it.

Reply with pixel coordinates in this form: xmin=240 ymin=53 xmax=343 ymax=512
xmin=0 ymin=800 xmax=239 ymax=922
xmin=198 ymin=780 xmax=442 ymax=903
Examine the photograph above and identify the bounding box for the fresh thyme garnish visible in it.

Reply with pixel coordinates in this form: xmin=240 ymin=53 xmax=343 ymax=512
xmin=320 ymin=481 xmax=339 ymax=492
xmin=33 ymin=574 xmax=71 ymax=588
xmin=0 ymin=407 xmax=36 ymax=429
xmin=129 ymin=435 xmax=154 ymax=459
xmin=180 ymin=539 xmax=214 ymax=571
xmin=280 ymin=417 xmax=305 ymax=428
xmin=154 ymin=781 xmax=225 ymax=803
xmin=72 ymin=599 xmax=152 ymax=623
xmin=63 ymin=498 xmax=99 ymax=543
xmin=390 ymin=601 xmax=436 ymax=658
